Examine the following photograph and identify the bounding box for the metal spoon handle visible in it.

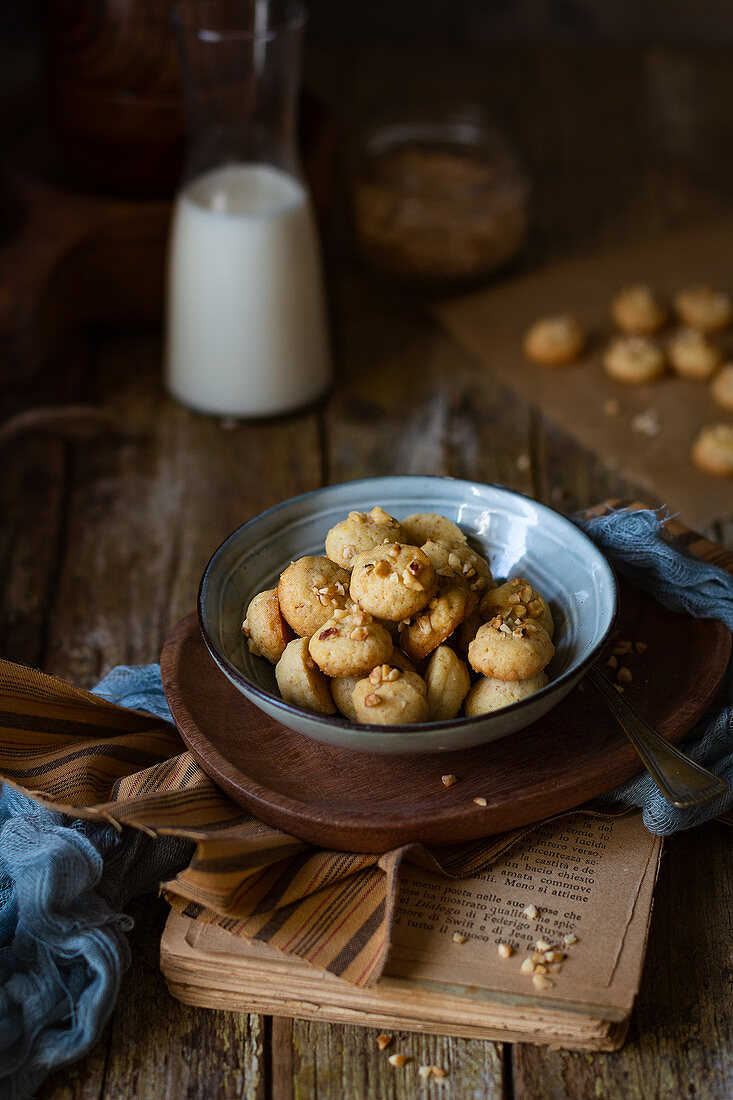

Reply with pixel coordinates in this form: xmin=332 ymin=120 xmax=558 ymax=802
xmin=586 ymin=666 xmax=728 ymax=809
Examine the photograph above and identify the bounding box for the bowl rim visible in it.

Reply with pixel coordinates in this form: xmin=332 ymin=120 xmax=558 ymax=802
xmin=197 ymin=475 xmax=619 ymax=736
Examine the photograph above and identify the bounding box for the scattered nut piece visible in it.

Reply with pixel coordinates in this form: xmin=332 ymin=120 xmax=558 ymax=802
xmin=563 ymin=934 xmax=579 ymax=946
xmin=473 ymin=796 xmax=488 ymax=807
xmin=452 ymin=932 xmax=467 ymax=944
xmin=523 ymin=904 xmax=540 ymax=919
xmin=520 ymin=957 xmax=536 ymax=974
xmin=376 ymin=1033 xmax=393 ymax=1050
xmin=388 ymin=1053 xmax=409 ymax=1067
xmin=497 ymin=943 xmax=514 ymax=958
xmin=535 ymin=939 xmax=551 ymax=952
xmin=418 ymin=1066 xmax=433 ymax=1080
xmin=603 ymin=398 xmax=621 ymax=416
xmin=516 ymin=453 xmax=531 ymax=472
xmin=617 ymin=666 xmax=633 ymax=683
xmin=635 ymin=641 xmax=648 ymax=654
xmin=614 ymin=684 xmax=625 ymax=693
xmin=442 ymin=774 xmax=458 ymax=787
xmin=606 ymin=655 xmax=618 ymax=668
xmin=533 ymin=974 xmax=553 ymax=990
xmin=431 ymin=1066 xmax=447 ymax=1079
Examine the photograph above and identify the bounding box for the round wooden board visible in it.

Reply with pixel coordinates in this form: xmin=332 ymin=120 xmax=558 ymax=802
xmin=160 ymin=584 xmax=730 ymax=853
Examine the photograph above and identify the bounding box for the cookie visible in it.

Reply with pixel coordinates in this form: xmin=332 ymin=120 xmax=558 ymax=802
xmin=424 ymin=645 xmax=471 ymax=721
xmin=242 ymin=589 xmax=293 ymax=663
xmin=277 ymin=556 xmax=351 ymax=638
xmin=523 ymin=314 xmax=585 ymax=366
xmin=674 ymin=284 xmax=732 ymax=333
xmin=668 ymin=328 xmax=722 ymax=380
xmin=480 ymin=578 xmax=554 ymax=639
xmin=603 ymin=335 xmax=666 ymax=384
xmin=400 ymin=577 xmax=473 ymax=662
xmin=610 ymin=283 xmax=667 ymax=335
xmin=468 ymin=616 xmax=554 ymax=681
xmin=352 ymin=664 xmax=429 ymax=725
xmin=325 ymin=507 xmax=403 ymax=569
xmin=349 ymin=544 xmax=437 ymax=621
xmin=712 ymin=364 xmax=733 ymax=412
xmin=331 ymin=674 xmax=362 ymax=721
xmin=400 ymin=512 xmax=467 ymax=548
xmin=450 ymin=610 xmax=483 ymax=657
xmin=308 ymin=608 xmax=393 ymax=677
xmin=275 ymin=637 xmax=336 ymax=715
xmin=464 ymin=671 xmax=549 ymax=716
xmin=420 ymin=539 xmax=493 ymax=597
xmin=691 ymin=423 xmax=733 ymax=477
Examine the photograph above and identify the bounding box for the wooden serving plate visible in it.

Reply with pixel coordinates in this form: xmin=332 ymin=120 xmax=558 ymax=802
xmin=160 ymin=585 xmax=730 ymax=853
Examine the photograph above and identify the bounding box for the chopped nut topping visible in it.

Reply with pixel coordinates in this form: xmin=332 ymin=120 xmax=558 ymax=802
xmin=369 ymin=667 xmax=382 ymax=685
xmin=342 ymin=545 xmax=356 ymax=561
xmin=523 ymin=904 xmax=540 ymax=919
xmin=408 ymin=560 xmax=421 ymax=575
xmin=514 ymin=604 xmax=527 ymax=618
xmin=348 ymin=510 xmax=365 ymax=523
xmin=418 ymin=617 xmax=432 ymax=634
xmin=473 ymin=796 xmax=488 ymax=807
xmin=452 ymin=932 xmax=467 ymax=943
xmin=520 ymin=585 xmax=532 ymax=603
xmin=385 ymin=667 xmax=401 ymax=682
xmin=333 ymin=608 xmax=348 ymax=620
xmin=376 ymin=1033 xmax=393 ymax=1050
xmin=442 ymin=774 xmax=458 ymax=787
xmin=241 ymin=618 xmax=250 ymax=636
xmin=448 ymin=552 xmax=462 ymax=570
xmin=545 ymin=950 xmax=565 ymax=964
xmin=387 ymin=1053 xmax=409 ymax=1067
xmin=364 ymin=693 xmax=381 ymax=707
xmin=370 ymin=506 xmax=394 ymax=525
xmin=617 ymin=666 xmax=633 ymax=683
xmin=374 ymin=560 xmax=391 ymax=578
xmin=507 ymin=593 xmax=521 ymax=604
xmin=497 ymin=943 xmax=514 ymax=958
xmin=350 ymin=626 xmax=369 ymax=641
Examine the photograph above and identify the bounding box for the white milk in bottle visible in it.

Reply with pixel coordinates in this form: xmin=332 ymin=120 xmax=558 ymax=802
xmin=165 ymin=162 xmax=331 ymax=417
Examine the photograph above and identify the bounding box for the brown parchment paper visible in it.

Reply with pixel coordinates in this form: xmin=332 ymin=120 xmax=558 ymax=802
xmin=434 ymin=220 xmax=733 ymax=531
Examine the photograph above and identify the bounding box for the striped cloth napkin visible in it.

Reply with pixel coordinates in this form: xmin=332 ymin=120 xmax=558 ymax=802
xmin=1 ymin=504 xmax=732 ymax=1098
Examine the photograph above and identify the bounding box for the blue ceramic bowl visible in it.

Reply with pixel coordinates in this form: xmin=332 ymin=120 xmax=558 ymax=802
xmin=198 ymin=476 xmax=617 ymax=753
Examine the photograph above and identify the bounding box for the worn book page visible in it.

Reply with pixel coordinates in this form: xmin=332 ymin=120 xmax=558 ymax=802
xmin=387 ymin=811 xmax=660 ymax=1016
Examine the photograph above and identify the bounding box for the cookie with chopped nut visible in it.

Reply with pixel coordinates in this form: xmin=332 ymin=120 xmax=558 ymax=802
xmin=420 ymin=539 xmax=493 ymax=597
xmin=400 ymin=576 xmax=473 ymax=661
xmin=352 ymin=665 xmax=429 ymax=725
xmin=468 ymin=616 xmax=554 ymax=681
xmin=242 ymin=589 xmax=293 ymax=664
xmin=277 ymin=556 xmax=351 ymax=638
xmin=325 ymin=506 xmax=403 ymax=569
xmin=610 ymin=283 xmax=667 ymax=335
xmin=275 ymin=637 xmax=336 ymax=715
xmin=523 ymin=314 xmax=585 ymax=365
xmin=603 ymin=335 xmax=666 ymax=384
xmin=674 ymin=284 xmax=732 ymax=333
xmin=400 ymin=512 xmax=467 ymax=548
xmin=691 ymin=423 xmax=733 ymax=477
xmin=480 ymin=577 xmax=554 ymax=639
xmin=668 ymin=328 xmax=722 ymax=380
xmin=349 ymin=544 xmax=437 ymax=621
xmin=308 ymin=608 xmax=393 ymax=678
xmin=464 ymin=671 xmax=549 ymax=715
xmin=424 ymin=645 xmax=471 ymax=721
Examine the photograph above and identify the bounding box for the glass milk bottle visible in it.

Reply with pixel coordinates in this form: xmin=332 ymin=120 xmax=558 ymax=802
xmin=165 ymin=0 xmax=331 ymax=417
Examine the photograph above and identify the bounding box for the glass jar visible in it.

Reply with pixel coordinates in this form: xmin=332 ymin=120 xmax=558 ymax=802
xmin=351 ymin=106 xmax=530 ymax=287
xmin=164 ymin=0 xmax=331 ymax=418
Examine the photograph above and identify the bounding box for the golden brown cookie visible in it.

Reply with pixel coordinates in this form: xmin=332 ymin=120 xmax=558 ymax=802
xmin=450 ymin=610 xmax=483 ymax=657
xmin=242 ymin=589 xmax=293 ymax=663
xmin=691 ymin=423 xmax=733 ymax=477
xmin=325 ymin=507 xmax=403 ymax=569
xmin=400 ymin=512 xmax=467 ymax=548
xmin=674 ymin=284 xmax=732 ymax=333
xmin=668 ymin=328 xmax=722 ymax=380
xmin=307 ymin=608 xmax=393 ymax=677
xmin=420 ymin=539 xmax=493 ymax=596
xmin=711 ymin=364 xmax=733 ymax=412
xmin=275 ymin=637 xmax=336 ymax=715
xmin=523 ymin=314 xmax=585 ymax=366
xmin=349 ymin=544 xmax=437 ymax=621
xmin=400 ymin=577 xmax=473 ymax=662
xmin=277 ymin=556 xmax=351 ymax=638
xmin=603 ymin=335 xmax=666 ymax=384
xmin=330 ymin=674 xmax=361 ymax=721
xmin=480 ymin=577 xmax=554 ymax=639
xmin=424 ymin=645 xmax=471 ymax=721
xmin=352 ymin=664 xmax=429 ymax=725
xmin=468 ymin=616 xmax=554 ymax=681
xmin=464 ymin=671 xmax=549 ymax=715
xmin=610 ymin=283 xmax=667 ymax=335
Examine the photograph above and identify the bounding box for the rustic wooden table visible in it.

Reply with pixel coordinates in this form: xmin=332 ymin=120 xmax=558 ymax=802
xmin=2 ymin=42 xmax=731 ymax=1100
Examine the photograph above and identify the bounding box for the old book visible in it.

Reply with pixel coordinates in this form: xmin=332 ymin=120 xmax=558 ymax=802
xmin=160 ymin=811 xmax=661 ymax=1051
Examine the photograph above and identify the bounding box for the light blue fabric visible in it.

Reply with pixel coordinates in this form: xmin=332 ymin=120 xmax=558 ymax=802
xmin=0 ymin=508 xmax=731 ymax=1097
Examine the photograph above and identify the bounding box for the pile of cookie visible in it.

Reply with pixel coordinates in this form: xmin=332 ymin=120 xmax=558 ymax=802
xmin=242 ymin=507 xmax=556 ymax=725
xmin=523 ymin=282 xmax=733 ymax=477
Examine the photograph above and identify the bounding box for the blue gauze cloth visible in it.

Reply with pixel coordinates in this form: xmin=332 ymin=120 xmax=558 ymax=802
xmin=1 ymin=508 xmax=732 ymax=1098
